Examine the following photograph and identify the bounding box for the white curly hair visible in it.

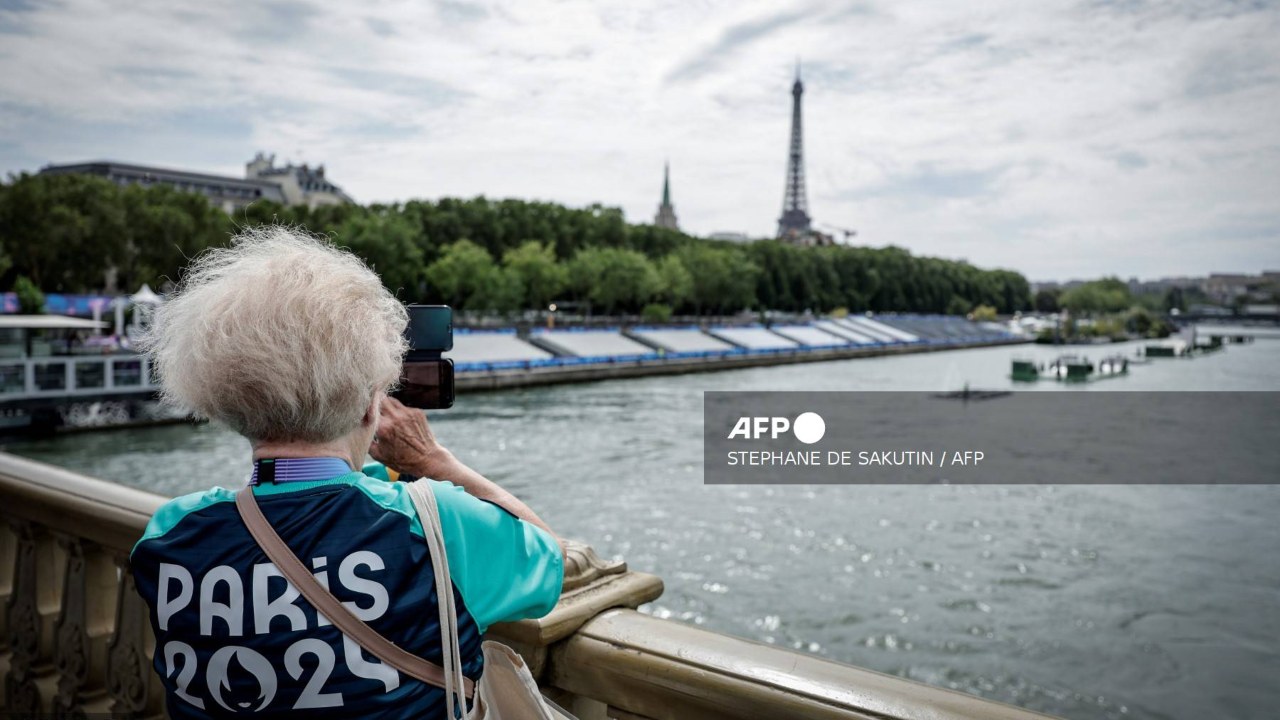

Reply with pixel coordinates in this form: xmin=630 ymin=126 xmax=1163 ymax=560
xmin=143 ymin=226 xmax=408 ymax=443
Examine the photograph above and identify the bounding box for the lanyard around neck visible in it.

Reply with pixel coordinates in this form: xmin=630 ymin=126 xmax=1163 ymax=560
xmin=250 ymin=457 xmax=352 ymax=485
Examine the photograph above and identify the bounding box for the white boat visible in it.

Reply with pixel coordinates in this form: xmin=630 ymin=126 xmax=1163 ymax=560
xmin=0 ymin=315 xmax=162 ymax=432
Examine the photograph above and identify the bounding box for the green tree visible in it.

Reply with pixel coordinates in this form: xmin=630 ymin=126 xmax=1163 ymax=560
xmin=119 ymin=184 xmax=231 ymax=290
xmin=1060 ymin=278 xmax=1131 ymax=315
xmin=338 ymin=210 xmax=425 ymax=298
xmin=13 ymin=276 xmax=44 ymax=313
xmin=971 ymin=304 xmax=999 ymax=321
xmin=424 ymin=240 xmax=500 ymax=310
xmin=654 ymin=254 xmax=692 ymax=309
xmin=946 ymin=295 xmax=971 ymax=316
xmin=503 ymin=241 xmax=567 ymax=310
xmin=675 ymin=243 xmax=758 ymax=315
xmin=0 ymin=173 xmax=128 ymax=291
xmin=1034 ymin=289 xmax=1060 ymax=313
xmin=568 ymin=247 xmax=659 ymax=315
xmin=0 ymin=227 xmax=12 ymax=279
xmin=1126 ymin=306 xmax=1154 ymax=336
xmin=641 ymin=303 xmax=673 ymax=323
xmin=469 ymin=266 xmax=523 ymax=314
xmin=991 ymin=269 xmax=1032 ymax=313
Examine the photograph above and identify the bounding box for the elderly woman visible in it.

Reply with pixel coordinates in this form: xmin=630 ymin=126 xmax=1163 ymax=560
xmin=129 ymin=227 xmax=563 ymax=718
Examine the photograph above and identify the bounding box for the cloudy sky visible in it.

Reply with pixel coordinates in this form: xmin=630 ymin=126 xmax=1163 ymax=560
xmin=1 ymin=0 xmax=1277 ymax=280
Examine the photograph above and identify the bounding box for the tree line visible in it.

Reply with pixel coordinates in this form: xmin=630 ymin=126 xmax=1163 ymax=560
xmin=1032 ymin=278 xmax=1191 ymax=316
xmin=0 ymin=172 xmax=1031 ymax=317
xmin=1029 ymin=278 xmax=1180 ymax=341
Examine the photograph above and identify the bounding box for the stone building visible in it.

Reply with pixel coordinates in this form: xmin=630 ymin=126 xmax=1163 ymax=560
xmin=244 ymin=152 xmax=352 ymax=208
xmin=40 ymin=152 xmax=352 ymax=212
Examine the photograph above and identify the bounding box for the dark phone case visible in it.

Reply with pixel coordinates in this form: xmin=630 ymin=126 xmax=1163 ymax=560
xmin=392 ymin=358 xmax=454 ymax=409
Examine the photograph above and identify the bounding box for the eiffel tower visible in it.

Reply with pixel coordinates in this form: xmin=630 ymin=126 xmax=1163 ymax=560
xmin=777 ymin=62 xmax=816 ymax=241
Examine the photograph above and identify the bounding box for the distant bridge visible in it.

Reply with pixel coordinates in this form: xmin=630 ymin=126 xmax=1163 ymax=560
xmin=1177 ymin=311 xmax=1280 ymax=324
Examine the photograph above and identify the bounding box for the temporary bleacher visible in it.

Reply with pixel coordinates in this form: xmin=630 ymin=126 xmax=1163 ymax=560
xmin=896 ymin=313 xmax=957 ymax=338
xmin=449 ymin=315 xmax=1014 ymax=374
xmin=874 ymin=315 xmax=1013 ymax=343
xmin=769 ymin=325 xmax=850 ymax=347
xmin=708 ymin=326 xmax=800 ymax=351
xmin=835 ymin=317 xmax=900 ymax=343
xmin=872 ymin=316 xmax=934 ymax=340
xmin=628 ymin=327 xmax=737 ymax=354
xmin=850 ymin=316 xmax=920 ymax=343
xmin=812 ymin=319 xmax=881 ymax=345
xmin=447 ymin=330 xmax=554 ymax=370
xmin=530 ymin=328 xmax=658 ymax=360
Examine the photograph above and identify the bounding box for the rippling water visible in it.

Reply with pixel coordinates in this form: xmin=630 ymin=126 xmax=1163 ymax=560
xmin=8 ymin=338 xmax=1280 ymax=720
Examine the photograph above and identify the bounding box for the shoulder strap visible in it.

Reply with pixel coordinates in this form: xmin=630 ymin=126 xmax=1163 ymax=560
xmin=234 ymin=487 xmax=476 ymax=699
xmin=406 ymin=480 xmax=470 ymax=719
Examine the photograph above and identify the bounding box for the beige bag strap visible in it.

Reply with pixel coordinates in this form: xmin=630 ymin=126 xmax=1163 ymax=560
xmin=409 ymin=481 xmax=577 ymax=720
xmin=406 ymin=480 xmax=470 ymax=718
xmin=234 ymin=487 xmax=476 ymax=699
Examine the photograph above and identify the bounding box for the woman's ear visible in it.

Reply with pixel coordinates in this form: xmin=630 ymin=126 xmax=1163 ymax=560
xmin=362 ymin=391 xmax=384 ymax=428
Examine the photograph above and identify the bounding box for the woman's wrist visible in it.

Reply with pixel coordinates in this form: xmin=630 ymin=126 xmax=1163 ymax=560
xmin=414 ymin=448 xmax=493 ymax=498
xmin=410 ymin=445 xmax=457 ymax=480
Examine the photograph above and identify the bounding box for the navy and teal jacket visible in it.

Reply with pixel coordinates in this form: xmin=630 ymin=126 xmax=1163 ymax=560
xmin=129 ymin=463 xmax=564 ymax=719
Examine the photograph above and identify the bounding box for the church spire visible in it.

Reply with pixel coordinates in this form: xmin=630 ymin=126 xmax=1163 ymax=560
xmin=655 ymin=161 xmax=679 ymax=231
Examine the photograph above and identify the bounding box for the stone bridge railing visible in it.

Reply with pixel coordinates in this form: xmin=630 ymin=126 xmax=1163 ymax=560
xmin=0 ymin=452 xmax=1058 ymax=719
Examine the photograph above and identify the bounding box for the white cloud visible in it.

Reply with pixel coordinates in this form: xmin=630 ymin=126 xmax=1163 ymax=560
xmin=1 ymin=0 xmax=1277 ymax=279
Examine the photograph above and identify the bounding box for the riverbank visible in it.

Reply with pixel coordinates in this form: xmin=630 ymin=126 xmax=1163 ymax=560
xmin=458 ymin=336 xmax=1029 ymax=391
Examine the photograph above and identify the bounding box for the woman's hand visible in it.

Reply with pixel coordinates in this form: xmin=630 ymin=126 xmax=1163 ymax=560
xmin=369 ymin=396 xmax=452 ymax=478
xmin=373 ymin=398 xmax=561 ymax=549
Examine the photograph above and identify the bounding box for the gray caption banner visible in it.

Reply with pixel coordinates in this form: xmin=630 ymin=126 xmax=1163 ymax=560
xmin=703 ymin=391 xmax=1279 ymax=484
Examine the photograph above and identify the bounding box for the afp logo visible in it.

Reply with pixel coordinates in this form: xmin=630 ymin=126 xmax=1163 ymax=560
xmin=727 ymin=412 xmax=825 ymax=445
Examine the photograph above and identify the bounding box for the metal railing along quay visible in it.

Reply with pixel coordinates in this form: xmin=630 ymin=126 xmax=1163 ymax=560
xmin=0 ymin=452 xmax=1058 ymax=719
xmin=0 ymin=354 xmax=159 ymax=402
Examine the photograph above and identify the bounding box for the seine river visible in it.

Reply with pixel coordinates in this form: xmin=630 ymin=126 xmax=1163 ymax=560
xmin=8 ymin=335 xmax=1280 ymax=720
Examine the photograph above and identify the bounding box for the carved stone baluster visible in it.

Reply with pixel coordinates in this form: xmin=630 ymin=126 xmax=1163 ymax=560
xmin=106 ymin=554 xmax=162 ymax=719
xmin=482 ymin=540 xmax=664 ymax=717
xmin=3 ymin=519 xmax=65 ymax=715
xmin=53 ymin=535 xmax=118 ymax=716
xmin=0 ymin=521 xmax=16 ymax=707
xmin=487 ymin=538 xmax=663 ymax=708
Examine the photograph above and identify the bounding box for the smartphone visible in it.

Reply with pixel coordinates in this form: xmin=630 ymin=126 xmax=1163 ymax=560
xmin=392 ymin=305 xmax=455 ymax=409
xmin=405 ymin=305 xmax=453 ymax=354
xmin=393 ymin=358 xmax=455 ymax=409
